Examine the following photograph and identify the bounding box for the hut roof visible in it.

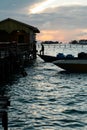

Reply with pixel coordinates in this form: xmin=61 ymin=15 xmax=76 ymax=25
xmin=0 ymin=18 xmax=40 ymax=33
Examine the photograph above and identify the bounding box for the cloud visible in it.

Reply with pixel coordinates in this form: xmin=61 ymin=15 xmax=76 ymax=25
xmin=31 ymin=5 xmax=87 ymax=42
xmin=17 ymin=5 xmax=87 ymax=42
xmin=28 ymin=0 xmax=59 ymax=14
xmin=0 ymin=0 xmax=42 ymax=16
xmin=0 ymin=0 xmax=41 ymax=9
xmin=16 ymin=5 xmax=87 ymax=31
xmin=1 ymin=1 xmax=87 ymax=30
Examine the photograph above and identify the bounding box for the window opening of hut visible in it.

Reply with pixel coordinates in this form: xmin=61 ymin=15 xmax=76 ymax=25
xmin=18 ymin=35 xmax=24 ymax=43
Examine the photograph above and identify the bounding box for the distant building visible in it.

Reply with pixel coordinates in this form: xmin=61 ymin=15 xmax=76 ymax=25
xmin=42 ymin=41 xmax=59 ymax=44
xmin=0 ymin=18 xmax=40 ymax=53
xmin=79 ymin=40 xmax=87 ymax=44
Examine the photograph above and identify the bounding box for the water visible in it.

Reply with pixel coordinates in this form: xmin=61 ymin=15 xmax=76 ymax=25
xmin=2 ymin=44 xmax=87 ymax=130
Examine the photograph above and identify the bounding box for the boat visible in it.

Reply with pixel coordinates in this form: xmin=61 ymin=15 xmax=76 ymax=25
xmin=53 ymin=59 xmax=87 ymax=72
xmin=53 ymin=52 xmax=87 ymax=72
xmin=38 ymin=54 xmax=58 ymax=62
xmin=38 ymin=52 xmax=76 ymax=62
xmin=38 ymin=52 xmax=87 ymax=72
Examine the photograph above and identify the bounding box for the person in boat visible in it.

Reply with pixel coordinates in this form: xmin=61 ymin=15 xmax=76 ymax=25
xmin=40 ymin=43 xmax=44 ymax=55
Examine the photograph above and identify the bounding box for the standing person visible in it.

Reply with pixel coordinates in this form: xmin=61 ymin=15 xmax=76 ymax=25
xmin=40 ymin=43 xmax=44 ymax=55
xmin=33 ymin=43 xmax=37 ymax=59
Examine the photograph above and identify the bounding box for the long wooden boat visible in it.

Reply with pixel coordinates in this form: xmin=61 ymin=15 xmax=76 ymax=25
xmin=53 ymin=59 xmax=87 ymax=72
xmin=38 ymin=54 xmax=58 ymax=62
xmin=38 ymin=52 xmax=87 ymax=72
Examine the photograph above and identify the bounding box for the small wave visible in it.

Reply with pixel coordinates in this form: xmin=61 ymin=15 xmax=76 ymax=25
xmin=34 ymin=116 xmax=48 ymax=120
xmin=53 ymin=119 xmax=87 ymax=128
xmin=48 ymin=98 xmax=57 ymax=102
xmin=66 ymin=101 xmax=75 ymax=105
xmin=61 ymin=123 xmax=84 ymax=128
xmin=63 ymin=109 xmax=87 ymax=115
xmin=58 ymin=119 xmax=79 ymax=123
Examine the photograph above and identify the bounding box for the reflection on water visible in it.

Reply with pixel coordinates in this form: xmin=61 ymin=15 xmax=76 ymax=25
xmin=2 ymin=44 xmax=87 ymax=129
xmin=0 ymin=85 xmax=10 ymax=130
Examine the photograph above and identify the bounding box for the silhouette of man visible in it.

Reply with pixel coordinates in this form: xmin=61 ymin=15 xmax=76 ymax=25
xmin=40 ymin=43 xmax=44 ymax=55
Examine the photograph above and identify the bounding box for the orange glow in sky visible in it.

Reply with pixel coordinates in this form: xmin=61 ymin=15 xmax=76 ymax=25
xmin=37 ymin=30 xmax=68 ymax=42
xmin=37 ymin=29 xmax=87 ymax=43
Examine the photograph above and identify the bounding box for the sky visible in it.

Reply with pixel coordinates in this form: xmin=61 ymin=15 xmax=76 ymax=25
xmin=0 ymin=0 xmax=87 ymax=43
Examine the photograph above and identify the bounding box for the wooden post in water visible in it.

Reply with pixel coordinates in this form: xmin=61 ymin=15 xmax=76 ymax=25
xmin=2 ymin=111 xmax=8 ymax=130
xmin=0 ymin=96 xmax=10 ymax=130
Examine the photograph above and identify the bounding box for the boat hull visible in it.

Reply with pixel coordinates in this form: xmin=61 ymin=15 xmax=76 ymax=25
xmin=53 ymin=59 xmax=87 ymax=72
xmin=38 ymin=54 xmax=58 ymax=62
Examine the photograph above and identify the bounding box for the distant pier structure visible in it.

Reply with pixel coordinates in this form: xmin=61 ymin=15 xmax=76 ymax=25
xmin=0 ymin=18 xmax=40 ymax=82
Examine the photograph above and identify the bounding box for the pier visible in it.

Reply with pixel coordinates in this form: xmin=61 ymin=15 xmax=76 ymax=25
xmin=0 ymin=42 xmax=37 ymax=82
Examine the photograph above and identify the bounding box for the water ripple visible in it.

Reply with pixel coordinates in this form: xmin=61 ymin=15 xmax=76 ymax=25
xmin=5 ymin=44 xmax=87 ymax=129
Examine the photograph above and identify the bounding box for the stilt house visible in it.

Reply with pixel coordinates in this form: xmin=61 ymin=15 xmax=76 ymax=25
xmin=0 ymin=18 xmax=40 ymax=57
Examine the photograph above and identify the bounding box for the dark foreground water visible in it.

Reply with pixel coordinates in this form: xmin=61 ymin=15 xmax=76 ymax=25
xmin=1 ymin=44 xmax=87 ymax=130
